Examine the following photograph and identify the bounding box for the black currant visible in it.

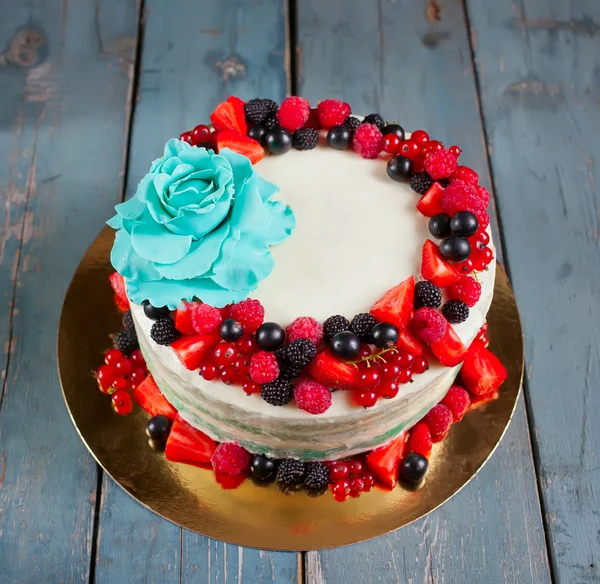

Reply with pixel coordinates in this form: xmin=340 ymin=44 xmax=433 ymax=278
xmin=327 ymin=126 xmax=352 ymax=150
xmin=429 ymin=213 xmax=452 ymax=239
xmin=371 ymin=322 xmax=399 ymax=349
xmin=400 ymin=453 xmax=429 ymax=483
xmin=219 ymin=318 xmax=244 ymax=342
xmin=142 ymin=300 xmax=170 ymax=321
xmin=265 ymin=128 xmax=292 ymax=155
xmin=146 ymin=415 xmax=171 ymax=442
xmin=387 ymin=156 xmax=413 ymax=181
xmin=439 ymin=235 xmax=471 ymax=262
xmin=255 ymin=322 xmax=285 ymax=351
xmin=250 ymin=453 xmax=278 ymax=481
xmin=248 ymin=124 xmax=267 ymax=144
xmin=330 ymin=331 xmax=361 ymax=360
xmin=382 ymin=124 xmax=405 ymax=140
xmin=449 ymin=211 xmax=478 ymax=237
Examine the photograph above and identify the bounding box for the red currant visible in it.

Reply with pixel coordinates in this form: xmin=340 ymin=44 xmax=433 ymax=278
xmin=179 ymin=131 xmax=193 ymax=145
xmin=220 ymin=366 xmax=239 ymax=385
xmin=423 ymin=139 xmax=443 ymax=154
xmin=129 ymin=368 xmax=147 ymax=387
xmin=97 ymin=364 xmax=119 ymax=393
xmin=331 ymin=479 xmax=350 ymax=496
xmin=400 ymin=139 xmax=421 ymax=160
xmin=474 ymin=258 xmax=487 ymax=272
xmin=411 ymin=129 xmax=429 ymax=144
xmin=242 ymin=380 xmax=261 ymax=395
xmin=355 ymin=390 xmax=378 ymax=408
xmin=330 ymin=462 xmax=350 ymax=481
xmin=111 ymin=389 xmax=133 ymax=415
xmin=130 ymin=349 xmax=146 ymax=369
xmin=476 ymin=230 xmax=490 ymax=246
xmin=349 ymin=476 xmax=365 ymax=493
xmin=213 ymin=342 xmax=237 ymax=366
xmin=481 ymin=247 xmax=494 ymax=265
xmin=412 ymin=356 xmax=429 ymax=374
xmin=109 ymin=377 xmax=131 ymax=394
xmin=235 ymin=335 xmax=257 ymax=355
xmin=379 ymin=380 xmax=399 ymax=399
xmin=361 ymin=472 xmax=375 ymax=490
xmin=200 ymin=362 xmax=219 ymax=380
xmin=449 ymin=145 xmax=462 ymax=157
xmin=395 ymin=351 xmax=415 ymax=369
xmin=348 ymin=459 xmax=364 ymax=476
xmin=360 ymin=369 xmax=380 ymax=388
xmin=333 ymin=491 xmax=349 ymax=502
xmin=380 ymin=363 xmax=400 ymax=381
xmin=398 ymin=369 xmax=412 ymax=384
xmin=382 ymin=133 xmax=402 ymax=154
xmin=358 ymin=345 xmax=372 ymax=359
xmin=457 ymin=258 xmax=475 ymax=274
xmin=191 ymin=124 xmax=211 ymax=145
xmin=233 ymin=356 xmax=250 ymax=375
xmin=105 ymin=348 xmax=125 ymax=366
xmin=114 ymin=358 xmax=133 ymax=377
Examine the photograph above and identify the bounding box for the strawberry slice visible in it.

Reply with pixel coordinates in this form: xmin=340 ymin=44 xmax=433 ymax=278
xmin=210 ymin=96 xmax=247 ymax=134
xmin=416 ymin=182 xmax=444 ymax=217
xmin=133 ymin=376 xmax=177 ymax=420
xmin=307 ymin=348 xmax=361 ymax=390
xmin=217 ymin=130 xmax=264 ymax=165
xmin=174 ymin=301 xmax=197 ymax=335
xmin=469 ymin=389 xmax=499 ymax=408
xmin=366 ymin=432 xmax=407 ymax=489
xmin=421 ymin=240 xmax=460 ymax=288
xmin=171 ymin=333 xmax=221 ymax=371
xmin=109 ymin=272 xmax=129 ymax=310
xmin=460 ymin=343 xmax=507 ymax=396
xmin=165 ymin=414 xmax=217 ymax=466
xmin=370 ymin=276 xmax=415 ymax=330
xmin=430 ymin=324 xmax=467 ymax=367
xmin=396 ymin=328 xmax=426 ymax=356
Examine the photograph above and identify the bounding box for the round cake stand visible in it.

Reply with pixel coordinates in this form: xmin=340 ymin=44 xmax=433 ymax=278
xmin=57 ymin=226 xmax=523 ymax=551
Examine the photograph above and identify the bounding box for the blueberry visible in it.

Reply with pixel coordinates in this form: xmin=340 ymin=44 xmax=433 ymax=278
xmin=146 ymin=415 xmax=171 ymax=442
xmin=382 ymin=124 xmax=405 ymax=140
xmin=400 ymin=453 xmax=429 ymax=483
xmin=439 ymin=235 xmax=471 ymax=262
xmin=265 ymin=128 xmax=292 ymax=155
xmin=330 ymin=331 xmax=361 ymax=360
xmin=327 ymin=126 xmax=352 ymax=150
xmin=219 ymin=318 xmax=244 ymax=342
xmin=250 ymin=453 xmax=278 ymax=481
xmin=387 ymin=156 xmax=414 ymax=181
xmin=429 ymin=213 xmax=452 ymax=239
xmin=371 ymin=322 xmax=399 ymax=349
xmin=142 ymin=300 xmax=170 ymax=321
xmin=256 ymin=322 xmax=285 ymax=351
xmin=449 ymin=211 xmax=479 ymax=237
xmin=248 ymin=124 xmax=267 ymax=144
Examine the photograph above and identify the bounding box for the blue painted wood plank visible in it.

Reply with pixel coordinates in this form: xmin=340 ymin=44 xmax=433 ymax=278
xmin=465 ymin=0 xmax=600 ymax=581
xmin=0 ymin=0 xmax=138 ymax=582
xmin=94 ymin=2 xmax=300 ymax=582
xmin=297 ymin=1 xmax=551 ymax=581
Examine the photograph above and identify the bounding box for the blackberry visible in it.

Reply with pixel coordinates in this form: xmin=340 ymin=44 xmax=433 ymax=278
xmin=278 ymin=339 xmax=317 ymax=368
xmin=277 ymin=358 xmax=304 ymax=380
xmin=292 ymin=128 xmax=319 ymax=150
xmin=261 ymin=378 xmax=294 ymax=406
xmin=343 ymin=116 xmax=361 ymax=132
xmin=150 ymin=317 xmax=180 ymax=346
xmin=323 ymin=315 xmax=350 ymax=342
xmin=350 ymin=313 xmax=378 ymax=342
xmin=362 ymin=113 xmax=385 ymax=130
xmin=276 ymin=458 xmax=306 ymax=492
xmin=263 ymin=115 xmax=280 ymax=130
xmin=439 ymin=178 xmax=451 ymax=188
xmin=244 ymin=98 xmax=278 ymax=124
xmin=122 ymin=310 xmax=134 ymax=330
xmin=410 ymin=172 xmax=434 ymax=195
xmin=442 ymin=300 xmax=469 ymax=324
xmin=114 ymin=327 xmax=138 ymax=355
xmin=303 ymin=462 xmax=330 ymax=497
xmin=414 ymin=280 xmax=442 ymax=309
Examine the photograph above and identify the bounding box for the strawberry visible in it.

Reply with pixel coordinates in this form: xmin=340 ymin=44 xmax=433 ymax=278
xmin=421 ymin=240 xmax=460 ymax=288
xmin=165 ymin=414 xmax=217 ymax=466
xmin=210 ymin=96 xmax=247 ymax=134
xmin=217 ymin=130 xmax=264 ymax=164
xmin=113 ymin=294 xmax=129 ymax=313
xmin=307 ymin=348 xmax=361 ymax=390
xmin=109 ymin=272 xmax=129 ymax=310
xmin=416 ymin=182 xmax=444 ymax=217
xmin=366 ymin=432 xmax=407 ymax=489
xmin=171 ymin=333 xmax=221 ymax=371
xmin=133 ymin=376 xmax=177 ymax=420
xmin=469 ymin=389 xmax=499 ymax=408
xmin=396 ymin=328 xmax=426 ymax=356
xmin=430 ymin=324 xmax=467 ymax=367
xmin=460 ymin=343 xmax=507 ymax=396
xmin=174 ymin=301 xmax=197 ymax=335
xmin=370 ymin=276 xmax=415 ymax=330
xmin=406 ymin=422 xmax=432 ymax=458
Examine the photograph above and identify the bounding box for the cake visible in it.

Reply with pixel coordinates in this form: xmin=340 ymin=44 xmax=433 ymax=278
xmin=98 ymin=96 xmax=507 ymax=498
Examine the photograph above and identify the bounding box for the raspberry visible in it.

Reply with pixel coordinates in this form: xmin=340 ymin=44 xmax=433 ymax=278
xmin=323 ymin=315 xmax=350 ymax=342
xmin=292 ymin=128 xmax=319 ymax=150
xmin=294 ymin=379 xmax=332 ymax=414
xmin=406 ymin=422 xmax=433 ymax=458
xmin=276 ymin=96 xmax=311 ymax=131
xmin=149 ymin=319 xmax=179 ymax=346
xmin=286 ymin=316 xmax=323 ymax=345
xmin=317 ymin=99 xmax=351 ymax=129
xmin=442 ymin=300 xmax=469 ymax=324
xmin=451 ymin=165 xmax=479 ymax=185
xmin=424 ymin=149 xmax=458 ymax=180
xmin=244 ymin=98 xmax=278 ymax=124
xmin=211 ymin=442 xmax=252 ymax=475
xmin=229 ymin=299 xmax=264 ymax=333
xmin=441 ymin=385 xmax=471 ymax=422
xmin=447 ymin=275 xmax=481 ymax=307
xmin=476 ymin=185 xmax=491 ymax=206
xmin=352 ymin=123 xmax=383 ymax=159
xmin=362 ymin=113 xmax=386 ymax=130
xmin=410 ymin=308 xmax=447 ymax=344
xmin=249 ymin=351 xmax=280 ymax=384
xmin=191 ymin=303 xmax=222 ymax=334
xmin=440 ymin=180 xmax=489 ymax=228
xmin=423 ymin=404 xmax=453 ymax=442
xmin=410 ymin=172 xmax=434 ymax=195
xmin=414 ymin=280 xmax=442 ymax=309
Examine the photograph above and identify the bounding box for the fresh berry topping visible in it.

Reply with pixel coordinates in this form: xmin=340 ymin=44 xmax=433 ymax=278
xmin=250 ymin=453 xmax=278 ymax=481
xmin=382 ymin=133 xmax=402 ymax=154
xmin=172 ymin=333 xmax=221 ymax=371
xmin=276 ymin=458 xmax=306 ymax=491
xmin=122 ymin=310 xmax=134 ymax=329
xmin=96 ymin=364 xmax=119 ymax=393
xmin=248 ymin=124 xmax=267 ymax=143
xmin=370 ymin=276 xmax=415 ymax=330
xmin=264 ymin=127 xmax=293 ymax=155
xmin=476 ymin=185 xmax=491 ymax=206
xmin=132 ymin=376 xmax=177 ymax=420
xmin=460 ymin=343 xmax=508 ymax=396
xmin=150 ymin=318 xmax=180 ymax=346
xmin=416 ymin=182 xmax=445 ymax=217
xmin=276 ymin=96 xmax=311 ymax=131
xmin=210 ymin=96 xmax=247 ymax=134
xmin=286 ymin=316 xmax=324 ymax=345
xmin=423 ymin=404 xmax=453 ymax=442
xmin=410 ymin=308 xmax=448 ymax=344
xmin=211 ymin=442 xmax=252 ymax=475
xmin=244 ymin=98 xmax=279 ymax=124
xmin=429 ymin=324 xmax=468 ymax=367
xmin=411 ymin=129 xmax=429 ymax=143
xmin=399 ymin=139 xmax=421 ymax=160
xmin=349 ymin=313 xmax=378 ymax=342
xmin=105 ymin=348 xmax=126 ymax=366
xmin=362 ymin=113 xmax=385 ymax=130
xmin=191 ymin=303 xmax=223 ymax=334
xmin=217 ymin=130 xmax=264 ymax=164
xmin=263 ymin=115 xmax=279 ymax=130
xmin=440 ymin=181 xmax=487 ymax=229
xmin=200 ymin=362 xmax=219 ymax=380
xmin=422 ymin=139 xmax=443 ymax=154
xmin=452 ymin=165 xmax=479 ymax=185
xmin=111 ymin=389 xmax=133 ymax=415
xmin=411 ymin=355 xmax=429 ymax=373
xmin=354 ymin=389 xmax=378 ymax=408
xmin=441 ymin=385 xmax=471 ymax=422
xmin=255 ymin=322 xmax=285 ymax=351
xmin=308 ymin=348 xmax=361 ymax=390
xmin=261 ymin=378 xmax=294 ymax=406
xmin=450 ymin=211 xmax=479 ymax=237
xmin=378 ymin=380 xmax=399 ymax=399
xmin=114 ymin=327 xmax=139 ymax=355
xmin=179 ymin=131 xmax=193 ymax=145
xmin=414 ymin=280 xmax=442 ymax=310
xmin=213 ymin=342 xmax=237 ymax=367
xmin=146 ymin=415 xmax=172 ymax=442
xmin=439 ymin=235 xmax=471 ymax=262
xmin=406 ymin=422 xmax=433 ymax=457
xmin=428 ymin=213 xmax=452 ymax=239
xmin=249 ymin=351 xmax=280 ymax=384
xmin=165 ymin=415 xmax=216 ymax=465
xmin=327 ymin=126 xmax=352 ymax=150
xmin=420 ymin=240 xmax=460 ymax=288
xmin=442 ymin=299 xmax=470 ymax=324
xmin=317 ymin=99 xmax=351 ymax=129
xmin=304 ymin=462 xmax=330 ymax=496
xmin=292 ymin=127 xmax=319 ymax=150
xmin=109 ymin=272 xmax=129 ymax=307
xmin=229 ymin=299 xmax=264 ymax=333
xmin=190 ymin=124 xmax=211 ymax=146
xmin=219 ymin=318 xmax=244 ymax=342
xmin=400 ymin=453 xmax=429 ymax=483
xmin=174 ymin=301 xmax=197 ymax=335
xmin=371 ymin=323 xmax=399 ymax=349
xmin=410 ymin=171 xmax=434 ymax=195
xmin=360 ymin=368 xmax=381 ymax=389
xmin=130 ymin=368 xmax=147 ymax=388
xmin=382 ymin=124 xmax=405 ymax=140
xmin=352 ymin=123 xmax=383 ymax=159
xmin=331 ymin=331 xmax=361 ymax=360
xmin=449 ymin=145 xmax=462 ymax=157
xmin=366 ymin=432 xmax=407 ymax=489
xmin=323 ymin=315 xmax=351 ymax=342
xmin=424 ymin=148 xmax=458 ymax=179
xmin=242 ymin=380 xmax=261 ymax=395
xmin=294 ymin=379 xmax=332 ymax=414
xmin=387 ymin=155 xmax=414 ymax=181
xmin=330 ymin=461 xmax=350 ymax=481
xmin=343 ymin=115 xmax=362 ymax=132
xmin=277 ymin=338 xmax=317 ymax=371
xmin=304 ymin=107 xmax=320 ymax=129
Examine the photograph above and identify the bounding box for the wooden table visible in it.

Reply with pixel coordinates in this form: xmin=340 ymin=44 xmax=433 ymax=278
xmin=0 ymin=1 xmax=598 ymax=582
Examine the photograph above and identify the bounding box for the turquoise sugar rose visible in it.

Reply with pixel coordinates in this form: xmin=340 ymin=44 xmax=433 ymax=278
xmin=108 ymin=139 xmax=295 ymax=309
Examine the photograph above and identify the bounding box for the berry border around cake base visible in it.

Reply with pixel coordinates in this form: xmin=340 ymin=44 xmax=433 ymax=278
xmin=57 ymin=226 xmax=523 ymax=550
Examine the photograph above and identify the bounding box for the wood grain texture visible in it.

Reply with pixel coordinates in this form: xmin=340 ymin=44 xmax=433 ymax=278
xmin=465 ymin=0 xmax=600 ymax=581
xmin=297 ymin=1 xmax=551 ymax=582
xmin=93 ymin=2 xmax=300 ymax=582
xmin=0 ymin=0 xmax=138 ymax=582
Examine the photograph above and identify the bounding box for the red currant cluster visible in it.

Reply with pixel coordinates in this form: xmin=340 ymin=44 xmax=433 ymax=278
xmin=457 ymin=229 xmax=494 ymax=274
xmin=96 ymin=348 xmax=148 ymax=415
xmin=179 ymin=124 xmax=215 ymax=149
xmin=326 ymin=458 xmax=375 ymax=502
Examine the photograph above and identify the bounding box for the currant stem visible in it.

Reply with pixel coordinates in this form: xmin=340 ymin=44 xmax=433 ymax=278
xmin=347 ymin=346 xmax=398 ymax=368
